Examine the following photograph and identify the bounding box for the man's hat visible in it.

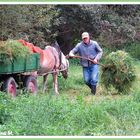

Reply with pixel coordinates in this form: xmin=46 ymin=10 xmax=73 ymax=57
xmin=82 ymin=32 xmax=89 ymax=39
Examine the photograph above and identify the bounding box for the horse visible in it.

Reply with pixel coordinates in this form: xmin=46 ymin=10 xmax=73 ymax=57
xmin=18 ymin=39 xmax=69 ymax=95
xmin=37 ymin=44 xmax=69 ymax=95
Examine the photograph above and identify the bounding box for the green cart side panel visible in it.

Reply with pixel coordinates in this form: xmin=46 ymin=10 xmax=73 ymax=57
xmin=25 ymin=53 xmax=40 ymax=71
xmin=13 ymin=57 xmax=25 ymax=72
xmin=0 ymin=53 xmax=40 ymax=74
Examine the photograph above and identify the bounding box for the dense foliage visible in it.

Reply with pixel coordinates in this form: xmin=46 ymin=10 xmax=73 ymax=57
xmin=120 ymin=42 xmax=140 ymax=60
xmin=101 ymin=50 xmax=136 ymax=94
xmin=0 ymin=5 xmax=140 ymax=53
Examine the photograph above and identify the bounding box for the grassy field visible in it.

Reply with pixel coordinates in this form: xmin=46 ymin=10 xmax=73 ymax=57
xmin=0 ymin=61 xmax=140 ymax=136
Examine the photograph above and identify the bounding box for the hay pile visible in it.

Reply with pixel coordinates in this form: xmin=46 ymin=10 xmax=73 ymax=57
xmin=0 ymin=40 xmax=31 ymax=65
xmin=101 ymin=50 xmax=136 ymax=94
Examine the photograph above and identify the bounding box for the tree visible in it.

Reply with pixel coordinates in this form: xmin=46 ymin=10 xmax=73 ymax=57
xmin=48 ymin=5 xmax=102 ymax=54
xmin=0 ymin=5 xmax=140 ymax=53
xmin=0 ymin=5 xmax=54 ymax=48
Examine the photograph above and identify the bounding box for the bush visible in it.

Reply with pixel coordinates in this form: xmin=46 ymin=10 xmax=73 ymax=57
xmin=101 ymin=50 xmax=136 ymax=94
xmin=120 ymin=42 xmax=140 ymax=60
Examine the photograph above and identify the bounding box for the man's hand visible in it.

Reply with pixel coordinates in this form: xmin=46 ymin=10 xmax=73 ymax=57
xmin=69 ymin=51 xmax=75 ymax=57
xmin=92 ymin=58 xmax=98 ymax=64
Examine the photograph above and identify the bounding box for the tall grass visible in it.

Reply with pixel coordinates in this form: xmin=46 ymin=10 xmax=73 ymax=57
xmin=0 ymin=93 xmax=140 ymax=136
xmin=0 ymin=62 xmax=140 ymax=136
xmin=0 ymin=92 xmax=12 ymax=125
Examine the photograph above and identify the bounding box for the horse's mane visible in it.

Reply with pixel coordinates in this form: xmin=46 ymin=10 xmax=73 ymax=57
xmin=51 ymin=41 xmax=61 ymax=53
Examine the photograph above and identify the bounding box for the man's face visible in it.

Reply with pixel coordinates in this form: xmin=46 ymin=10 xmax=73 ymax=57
xmin=83 ymin=37 xmax=90 ymax=44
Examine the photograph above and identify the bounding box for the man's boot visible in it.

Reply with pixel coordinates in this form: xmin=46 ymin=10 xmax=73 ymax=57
xmin=86 ymin=83 xmax=92 ymax=89
xmin=91 ymin=85 xmax=96 ymax=95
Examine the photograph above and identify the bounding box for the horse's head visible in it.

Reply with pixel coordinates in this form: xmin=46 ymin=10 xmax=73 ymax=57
xmin=61 ymin=59 xmax=69 ymax=79
xmin=60 ymin=52 xmax=69 ymax=79
xmin=51 ymin=41 xmax=69 ymax=79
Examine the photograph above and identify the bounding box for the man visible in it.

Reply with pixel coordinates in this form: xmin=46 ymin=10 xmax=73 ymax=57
xmin=69 ymin=32 xmax=103 ymax=95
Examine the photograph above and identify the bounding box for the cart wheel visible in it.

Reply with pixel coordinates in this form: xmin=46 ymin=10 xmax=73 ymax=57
xmin=2 ymin=77 xmax=17 ymax=97
xmin=23 ymin=76 xmax=38 ymax=95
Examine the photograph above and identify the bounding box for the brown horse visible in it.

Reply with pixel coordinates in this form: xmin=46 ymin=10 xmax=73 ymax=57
xmin=37 ymin=45 xmax=69 ymax=95
xmin=18 ymin=39 xmax=68 ymax=95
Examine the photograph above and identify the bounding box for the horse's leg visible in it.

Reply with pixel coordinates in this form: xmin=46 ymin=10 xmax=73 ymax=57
xmin=42 ymin=74 xmax=48 ymax=93
xmin=52 ymin=72 xmax=59 ymax=95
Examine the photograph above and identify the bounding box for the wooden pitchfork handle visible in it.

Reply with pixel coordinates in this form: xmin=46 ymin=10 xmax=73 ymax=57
xmin=66 ymin=55 xmax=105 ymax=67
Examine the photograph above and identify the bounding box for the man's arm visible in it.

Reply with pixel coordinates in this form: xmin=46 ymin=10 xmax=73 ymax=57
xmin=69 ymin=50 xmax=75 ymax=57
xmin=91 ymin=41 xmax=103 ymax=64
xmin=69 ymin=43 xmax=80 ymax=57
xmin=94 ymin=41 xmax=103 ymax=61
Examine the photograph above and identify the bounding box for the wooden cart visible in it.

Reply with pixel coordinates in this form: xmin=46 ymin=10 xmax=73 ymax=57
xmin=0 ymin=53 xmax=40 ymax=97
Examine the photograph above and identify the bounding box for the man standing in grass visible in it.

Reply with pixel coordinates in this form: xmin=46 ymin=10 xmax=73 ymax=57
xmin=69 ymin=32 xmax=103 ymax=95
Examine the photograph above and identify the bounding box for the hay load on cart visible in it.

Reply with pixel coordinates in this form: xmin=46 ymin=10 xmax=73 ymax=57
xmin=0 ymin=40 xmax=40 ymax=97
